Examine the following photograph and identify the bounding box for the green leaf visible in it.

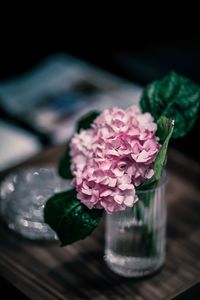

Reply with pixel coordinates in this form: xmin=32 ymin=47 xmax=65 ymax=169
xmin=140 ymin=71 xmax=200 ymax=138
xmin=156 ymin=116 xmax=174 ymax=144
xmin=58 ymin=145 xmax=73 ymax=179
xmin=44 ymin=189 xmax=103 ymax=246
xmin=76 ymin=111 xmax=100 ymax=132
xmin=138 ymin=117 xmax=174 ymax=190
xmin=133 ymin=203 xmax=158 ymax=256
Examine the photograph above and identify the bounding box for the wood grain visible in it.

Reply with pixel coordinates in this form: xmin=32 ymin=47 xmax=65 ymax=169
xmin=0 ymin=146 xmax=200 ymax=300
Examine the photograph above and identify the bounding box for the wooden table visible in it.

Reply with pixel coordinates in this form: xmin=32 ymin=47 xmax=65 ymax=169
xmin=0 ymin=145 xmax=200 ymax=300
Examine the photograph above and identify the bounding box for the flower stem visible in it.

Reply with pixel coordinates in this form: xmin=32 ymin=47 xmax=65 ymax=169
xmin=133 ymin=198 xmax=157 ymax=257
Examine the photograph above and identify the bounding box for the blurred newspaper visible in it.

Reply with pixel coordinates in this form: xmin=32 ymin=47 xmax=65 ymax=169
xmin=0 ymin=121 xmax=41 ymax=171
xmin=0 ymin=53 xmax=142 ymax=144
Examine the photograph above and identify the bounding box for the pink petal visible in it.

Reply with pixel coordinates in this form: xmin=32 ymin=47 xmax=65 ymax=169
xmin=145 ymin=169 xmax=154 ymax=179
xmin=118 ymin=184 xmax=134 ymax=191
xmin=136 ymin=150 xmax=150 ymax=162
xmin=82 ymin=188 xmax=92 ymax=196
xmin=124 ymin=195 xmax=134 ymax=207
xmin=108 ymin=178 xmax=117 ymax=187
xmin=112 ymin=168 xmax=125 ymax=177
xmin=100 ymin=190 xmax=113 ymax=197
xmin=114 ymin=195 xmax=124 ymax=204
xmin=118 ymin=174 xmax=131 ymax=184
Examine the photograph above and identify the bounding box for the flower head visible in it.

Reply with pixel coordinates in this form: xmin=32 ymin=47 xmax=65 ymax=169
xmin=70 ymin=105 xmax=161 ymax=213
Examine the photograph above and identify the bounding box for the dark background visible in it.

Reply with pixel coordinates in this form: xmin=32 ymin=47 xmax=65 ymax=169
xmin=0 ymin=29 xmax=200 ymax=163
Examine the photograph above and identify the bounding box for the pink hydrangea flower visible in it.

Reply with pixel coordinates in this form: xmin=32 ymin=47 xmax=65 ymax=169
xmin=70 ymin=105 xmax=161 ymax=214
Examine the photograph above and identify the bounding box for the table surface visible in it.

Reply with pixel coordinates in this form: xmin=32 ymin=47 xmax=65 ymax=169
xmin=0 ymin=145 xmax=200 ymax=300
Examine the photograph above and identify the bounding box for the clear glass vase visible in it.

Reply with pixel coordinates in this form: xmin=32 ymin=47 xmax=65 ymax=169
xmin=104 ymin=173 xmax=167 ymax=278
